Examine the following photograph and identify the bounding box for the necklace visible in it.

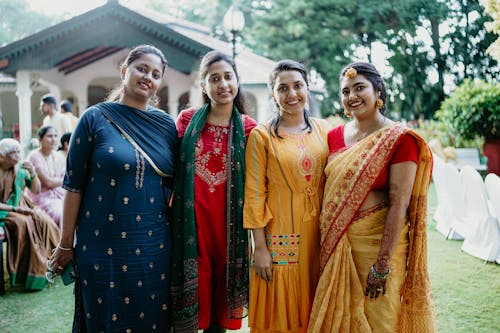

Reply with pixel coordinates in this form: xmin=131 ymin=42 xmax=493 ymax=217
xmin=349 ymin=117 xmax=387 ymax=143
xmin=43 ymin=151 xmax=56 ymax=177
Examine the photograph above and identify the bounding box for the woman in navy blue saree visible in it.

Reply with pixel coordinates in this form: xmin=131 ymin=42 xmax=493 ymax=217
xmin=50 ymin=45 xmax=177 ymax=332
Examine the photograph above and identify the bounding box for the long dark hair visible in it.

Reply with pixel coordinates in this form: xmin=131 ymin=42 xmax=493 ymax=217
xmin=339 ymin=61 xmax=387 ymax=114
xmin=199 ymin=51 xmax=248 ymax=114
xmin=107 ymin=45 xmax=168 ymax=104
xmin=268 ymin=59 xmax=312 ymax=137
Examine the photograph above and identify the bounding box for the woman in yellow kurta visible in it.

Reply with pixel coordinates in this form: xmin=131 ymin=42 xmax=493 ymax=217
xmin=244 ymin=60 xmax=329 ymax=333
xmin=308 ymin=62 xmax=437 ymax=332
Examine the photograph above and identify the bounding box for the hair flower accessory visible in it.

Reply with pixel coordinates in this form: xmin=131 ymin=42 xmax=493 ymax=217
xmin=344 ymin=67 xmax=357 ymax=79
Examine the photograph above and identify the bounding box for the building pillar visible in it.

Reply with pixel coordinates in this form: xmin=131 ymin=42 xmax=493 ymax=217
xmin=15 ymin=71 xmax=33 ymax=148
xmin=74 ymin=89 xmax=88 ymax=117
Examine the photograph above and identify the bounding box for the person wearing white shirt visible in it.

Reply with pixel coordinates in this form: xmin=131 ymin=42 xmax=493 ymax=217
xmin=40 ymin=94 xmax=72 ymax=137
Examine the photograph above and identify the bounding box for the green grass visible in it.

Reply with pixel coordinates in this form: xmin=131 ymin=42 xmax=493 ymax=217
xmin=0 ymin=183 xmax=499 ymax=332
xmin=426 ymin=184 xmax=500 ymax=333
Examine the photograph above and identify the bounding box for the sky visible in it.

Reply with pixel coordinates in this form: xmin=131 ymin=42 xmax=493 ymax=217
xmin=26 ymin=0 xmax=108 ymax=16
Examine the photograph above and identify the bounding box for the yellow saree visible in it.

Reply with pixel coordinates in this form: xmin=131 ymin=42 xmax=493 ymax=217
xmin=308 ymin=124 xmax=437 ymax=333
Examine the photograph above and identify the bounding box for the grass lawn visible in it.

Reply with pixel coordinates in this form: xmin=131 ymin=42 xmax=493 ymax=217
xmin=0 ymin=183 xmax=498 ymax=332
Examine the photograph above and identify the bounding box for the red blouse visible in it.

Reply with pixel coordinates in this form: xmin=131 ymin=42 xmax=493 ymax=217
xmin=327 ymin=124 xmax=418 ymax=190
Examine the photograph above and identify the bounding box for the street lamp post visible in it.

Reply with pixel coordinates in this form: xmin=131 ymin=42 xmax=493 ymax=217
xmin=223 ymin=4 xmax=245 ymax=59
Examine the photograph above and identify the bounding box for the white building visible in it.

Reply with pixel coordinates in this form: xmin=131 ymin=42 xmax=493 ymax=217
xmin=0 ymin=0 xmax=322 ymax=147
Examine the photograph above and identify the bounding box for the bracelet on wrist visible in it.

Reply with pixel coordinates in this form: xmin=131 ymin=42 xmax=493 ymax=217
xmin=371 ymin=264 xmax=390 ymax=279
xmin=57 ymin=244 xmax=73 ymax=251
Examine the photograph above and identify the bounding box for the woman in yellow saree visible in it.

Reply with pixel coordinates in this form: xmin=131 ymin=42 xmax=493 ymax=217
xmin=308 ymin=62 xmax=437 ymax=333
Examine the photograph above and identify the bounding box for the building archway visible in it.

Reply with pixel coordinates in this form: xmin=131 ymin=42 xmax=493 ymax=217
xmin=158 ymin=86 xmax=169 ymax=113
xmin=88 ymin=85 xmax=108 ymax=107
xmin=178 ymin=91 xmax=190 ymax=112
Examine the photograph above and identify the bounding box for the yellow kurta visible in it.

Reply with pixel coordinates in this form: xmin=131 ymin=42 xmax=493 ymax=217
xmin=244 ymin=118 xmax=329 ymax=333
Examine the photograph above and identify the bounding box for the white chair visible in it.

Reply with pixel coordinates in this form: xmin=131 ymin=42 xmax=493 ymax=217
xmin=441 ymin=162 xmax=468 ymax=239
xmin=460 ymin=166 xmax=500 ymax=262
xmin=432 ymin=155 xmax=463 ymax=239
xmin=484 ymin=173 xmax=500 ymax=263
xmin=485 ymin=173 xmax=500 ymax=219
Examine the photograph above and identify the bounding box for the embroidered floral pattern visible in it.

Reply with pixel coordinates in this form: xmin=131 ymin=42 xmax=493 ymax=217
xmin=194 ymin=124 xmax=229 ymax=193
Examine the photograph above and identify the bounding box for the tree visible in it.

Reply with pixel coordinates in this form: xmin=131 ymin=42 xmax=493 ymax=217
xmin=445 ymin=0 xmax=499 ymax=83
xmin=0 ymin=0 xmax=58 ymax=46
xmin=480 ymin=0 xmax=500 ymax=60
xmin=147 ymin=0 xmax=236 ymax=39
xmin=245 ymin=0 xmax=500 ymax=119
xmin=246 ymin=0 xmax=440 ymax=117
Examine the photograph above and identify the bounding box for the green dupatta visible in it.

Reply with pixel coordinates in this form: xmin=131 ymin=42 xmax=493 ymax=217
xmin=171 ymin=103 xmax=249 ymax=333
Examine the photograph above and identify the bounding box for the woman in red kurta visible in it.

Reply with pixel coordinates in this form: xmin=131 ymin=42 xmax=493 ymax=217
xmin=172 ymin=51 xmax=257 ymax=333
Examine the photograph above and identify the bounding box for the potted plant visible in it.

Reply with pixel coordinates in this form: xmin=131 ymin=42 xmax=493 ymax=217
xmin=436 ymin=79 xmax=500 ymax=175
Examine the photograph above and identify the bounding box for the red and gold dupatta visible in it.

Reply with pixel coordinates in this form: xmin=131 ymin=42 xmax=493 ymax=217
xmin=319 ymin=123 xmax=437 ymax=332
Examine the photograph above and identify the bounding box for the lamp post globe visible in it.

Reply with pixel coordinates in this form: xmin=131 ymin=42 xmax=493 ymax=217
xmin=223 ymin=4 xmax=245 ymax=59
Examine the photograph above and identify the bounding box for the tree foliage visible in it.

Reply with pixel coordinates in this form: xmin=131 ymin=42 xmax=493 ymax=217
xmin=445 ymin=0 xmax=499 ymax=83
xmin=2 ymin=0 xmax=498 ymax=123
xmin=436 ymin=79 xmax=500 ymax=146
xmin=481 ymin=0 xmax=500 ymax=60
xmin=0 ymin=0 xmax=58 ymax=46
xmin=242 ymin=0 xmax=499 ymax=119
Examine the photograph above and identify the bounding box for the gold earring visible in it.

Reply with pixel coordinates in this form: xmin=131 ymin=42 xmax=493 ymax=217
xmin=344 ymin=109 xmax=352 ymax=118
xmin=151 ymin=95 xmax=159 ymax=105
xmin=376 ymin=99 xmax=384 ymax=109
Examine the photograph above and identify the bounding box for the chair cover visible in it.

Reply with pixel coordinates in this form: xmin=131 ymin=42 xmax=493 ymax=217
xmin=484 ymin=173 xmax=500 ymax=263
xmin=432 ymin=155 xmax=464 ymax=239
xmin=460 ymin=166 xmax=500 ymax=262
xmin=442 ymin=163 xmax=468 ymax=239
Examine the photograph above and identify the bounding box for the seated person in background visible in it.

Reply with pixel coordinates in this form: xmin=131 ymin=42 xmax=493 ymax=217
xmin=0 ymin=138 xmax=59 ymax=291
xmin=428 ymin=138 xmax=457 ymax=163
xmin=58 ymin=132 xmax=71 ymax=160
xmin=28 ymin=126 xmax=66 ymax=226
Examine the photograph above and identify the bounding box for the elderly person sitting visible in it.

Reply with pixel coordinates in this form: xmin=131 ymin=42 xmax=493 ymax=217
xmin=0 ymin=138 xmax=59 ymax=291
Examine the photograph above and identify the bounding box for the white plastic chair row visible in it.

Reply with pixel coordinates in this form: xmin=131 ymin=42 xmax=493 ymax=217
xmin=432 ymin=156 xmax=500 ymax=262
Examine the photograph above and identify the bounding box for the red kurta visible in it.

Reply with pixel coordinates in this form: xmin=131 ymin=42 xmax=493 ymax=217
xmin=176 ymin=108 xmax=257 ymax=329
